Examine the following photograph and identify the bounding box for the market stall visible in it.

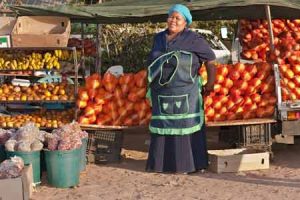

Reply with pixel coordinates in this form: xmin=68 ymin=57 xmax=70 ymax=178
xmin=6 ymin=0 xmax=300 ymax=151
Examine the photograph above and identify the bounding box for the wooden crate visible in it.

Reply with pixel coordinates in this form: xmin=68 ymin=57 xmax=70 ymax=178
xmin=11 ymin=16 xmax=70 ymax=47
xmin=208 ymin=148 xmax=269 ymax=173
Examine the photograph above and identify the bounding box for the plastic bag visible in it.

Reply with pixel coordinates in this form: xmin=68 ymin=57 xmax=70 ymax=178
xmin=37 ymin=131 xmax=49 ymax=142
xmin=57 ymin=140 xmax=72 ymax=151
xmin=79 ymin=131 xmax=88 ymax=139
xmin=46 ymin=134 xmax=59 ymax=151
xmin=0 ymin=156 xmax=24 ymax=179
xmin=5 ymin=139 xmax=17 ymax=152
xmin=17 ymin=141 xmax=31 ymax=152
xmin=16 ymin=123 xmax=39 ymax=142
xmin=30 ymin=140 xmax=43 ymax=151
xmin=47 ymin=122 xmax=85 ymax=151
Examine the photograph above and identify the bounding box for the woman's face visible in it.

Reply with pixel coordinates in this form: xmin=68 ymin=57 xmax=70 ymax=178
xmin=167 ymin=12 xmax=187 ymax=34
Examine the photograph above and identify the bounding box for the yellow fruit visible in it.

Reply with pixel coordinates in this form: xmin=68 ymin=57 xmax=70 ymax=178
xmin=21 ymin=95 xmax=27 ymax=101
xmin=7 ymin=122 xmax=14 ymax=128
xmin=59 ymin=89 xmax=65 ymax=95
xmin=0 ymin=96 xmax=7 ymax=101
xmin=44 ymin=90 xmax=51 ymax=97
xmin=7 ymin=96 xmax=14 ymax=101
xmin=51 ymin=95 xmax=59 ymax=101
xmin=1 ymin=122 xmax=6 ymax=127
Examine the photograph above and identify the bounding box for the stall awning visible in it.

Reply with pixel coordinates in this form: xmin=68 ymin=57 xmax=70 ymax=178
xmin=10 ymin=0 xmax=300 ymax=23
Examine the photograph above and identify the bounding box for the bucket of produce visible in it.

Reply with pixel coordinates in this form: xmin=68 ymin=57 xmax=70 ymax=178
xmin=44 ymin=148 xmax=81 ymax=188
xmin=3 ymin=123 xmax=44 ymax=184
xmin=80 ymin=138 xmax=88 ymax=171
xmin=43 ymin=122 xmax=87 ymax=188
xmin=6 ymin=150 xmax=41 ymax=183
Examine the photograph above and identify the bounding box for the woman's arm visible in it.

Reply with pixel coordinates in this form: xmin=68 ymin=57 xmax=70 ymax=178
xmin=203 ymin=60 xmax=216 ymax=95
xmin=191 ymin=34 xmax=216 ymax=95
xmin=147 ymin=32 xmax=164 ymax=66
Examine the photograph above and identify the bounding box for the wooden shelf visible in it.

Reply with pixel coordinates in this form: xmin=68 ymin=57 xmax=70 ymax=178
xmin=206 ymin=118 xmax=277 ymax=127
xmin=80 ymin=124 xmax=148 ymax=131
xmin=0 ymin=100 xmax=75 ymax=104
xmin=0 ymin=72 xmax=83 ymax=79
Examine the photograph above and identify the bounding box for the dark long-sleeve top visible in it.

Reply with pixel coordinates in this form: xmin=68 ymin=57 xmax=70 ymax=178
xmin=148 ymin=28 xmax=216 ymax=78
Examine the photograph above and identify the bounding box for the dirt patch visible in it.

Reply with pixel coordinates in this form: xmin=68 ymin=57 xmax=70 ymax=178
xmin=32 ymin=129 xmax=300 ymax=200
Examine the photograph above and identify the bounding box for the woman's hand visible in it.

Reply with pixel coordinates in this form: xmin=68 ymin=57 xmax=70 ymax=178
xmin=202 ymin=83 xmax=214 ymax=96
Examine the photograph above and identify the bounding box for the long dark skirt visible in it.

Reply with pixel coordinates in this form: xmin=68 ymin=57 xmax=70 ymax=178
xmin=146 ymin=125 xmax=208 ymax=173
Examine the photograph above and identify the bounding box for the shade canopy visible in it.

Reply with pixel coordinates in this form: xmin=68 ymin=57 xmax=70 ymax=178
xmin=9 ymin=0 xmax=300 ymax=23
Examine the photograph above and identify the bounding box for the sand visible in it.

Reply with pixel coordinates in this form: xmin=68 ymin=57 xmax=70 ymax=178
xmin=31 ymin=129 xmax=300 ymax=200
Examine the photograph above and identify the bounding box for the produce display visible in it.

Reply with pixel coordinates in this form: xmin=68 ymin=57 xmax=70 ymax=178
xmin=0 ymin=50 xmax=73 ymax=71
xmin=0 ymin=83 xmax=74 ymax=102
xmin=279 ymin=53 xmax=300 ymax=101
xmin=77 ymin=70 xmax=152 ymax=126
xmin=199 ymin=62 xmax=276 ymax=122
xmin=239 ymin=19 xmax=300 ymax=101
xmin=4 ymin=123 xmax=44 ymax=152
xmin=45 ymin=122 xmax=88 ymax=151
xmin=0 ymin=109 xmax=74 ymax=128
xmin=239 ymin=19 xmax=300 ymax=61
xmin=0 ymin=156 xmax=24 ymax=179
xmin=68 ymin=38 xmax=96 ymax=57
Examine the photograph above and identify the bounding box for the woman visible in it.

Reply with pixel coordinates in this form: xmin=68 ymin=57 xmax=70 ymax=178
xmin=146 ymin=4 xmax=216 ymax=173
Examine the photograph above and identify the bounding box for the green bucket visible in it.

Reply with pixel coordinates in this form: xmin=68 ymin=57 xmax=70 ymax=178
xmin=44 ymin=148 xmax=81 ymax=188
xmin=0 ymin=145 xmax=6 ymax=163
xmin=6 ymin=150 xmax=41 ymax=184
xmin=80 ymin=138 xmax=88 ymax=171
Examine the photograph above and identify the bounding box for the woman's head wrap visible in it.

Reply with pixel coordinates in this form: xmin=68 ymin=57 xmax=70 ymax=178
xmin=168 ymin=4 xmax=192 ymax=26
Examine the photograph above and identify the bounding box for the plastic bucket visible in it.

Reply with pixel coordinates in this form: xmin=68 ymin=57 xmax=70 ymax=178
xmin=44 ymin=148 xmax=81 ymax=188
xmin=0 ymin=145 xmax=6 ymax=163
xmin=6 ymin=150 xmax=41 ymax=184
xmin=80 ymin=138 xmax=88 ymax=171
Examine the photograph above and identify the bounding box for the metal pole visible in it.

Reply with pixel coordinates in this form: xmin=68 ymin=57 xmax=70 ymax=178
xmin=96 ymin=23 xmax=102 ymax=74
xmin=265 ymin=5 xmax=275 ymax=51
xmin=81 ymin=22 xmax=89 ymax=77
xmin=265 ymin=5 xmax=283 ymax=116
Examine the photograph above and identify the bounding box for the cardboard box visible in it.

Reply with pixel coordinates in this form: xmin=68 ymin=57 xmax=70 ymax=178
xmin=208 ymin=148 xmax=269 ymax=173
xmin=11 ymin=16 xmax=71 ymax=47
xmin=0 ymin=17 xmax=16 ymax=48
xmin=0 ymin=165 xmax=33 ymax=200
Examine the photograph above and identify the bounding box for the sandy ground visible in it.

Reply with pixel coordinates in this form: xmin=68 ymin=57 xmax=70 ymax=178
xmin=32 ymin=128 xmax=300 ymax=200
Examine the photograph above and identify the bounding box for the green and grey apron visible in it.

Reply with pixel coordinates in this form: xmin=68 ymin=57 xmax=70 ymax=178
xmin=147 ymin=50 xmax=204 ymax=135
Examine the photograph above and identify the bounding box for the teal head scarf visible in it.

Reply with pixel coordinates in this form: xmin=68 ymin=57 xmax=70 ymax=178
xmin=168 ymin=4 xmax=192 ymax=26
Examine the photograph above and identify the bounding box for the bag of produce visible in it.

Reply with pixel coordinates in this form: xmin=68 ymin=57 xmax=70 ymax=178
xmin=17 ymin=141 xmax=31 ymax=152
xmin=5 ymin=139 xmax=17 ymax=152
xmin=30 ymin=140 xmax=43 ymax=151
xmin=0 ymin=156 xmax=24 ymax=179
